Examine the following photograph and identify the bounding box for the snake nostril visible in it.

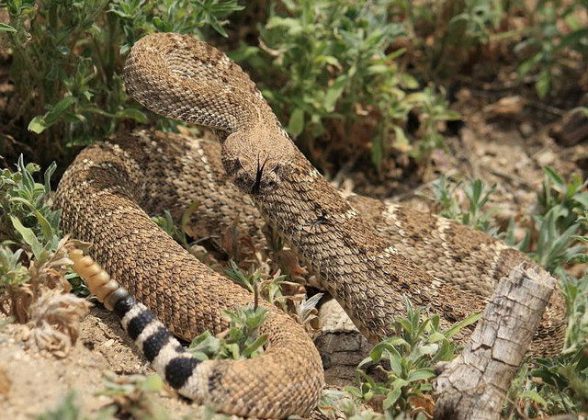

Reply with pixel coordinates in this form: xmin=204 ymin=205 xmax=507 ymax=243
xmin=271 ymin=163 xmax=283 ymax=175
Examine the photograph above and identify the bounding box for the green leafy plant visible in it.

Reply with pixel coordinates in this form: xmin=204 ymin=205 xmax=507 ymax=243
xmin=393 ymin=0 xmax=586 ymax=97
xmin=561 ymin=271 xmax=588 ymax=354
xmin=225 ymin=259 xmax=291 ymax=309
xmin=531 ymin=205 xmax=586 ymax=273
xmin=0 ymin=246 xmax=29 ymax=290
xmin=515 ymin=0 xmax=588 ymax=98
xmin=0 ymin=156 xmax=94 ymax=318
xmin=98 ymin=372 xmax=168 ymax=420
xmin=0 ymin=156 xmax=61 ymax=259
xmin=0 ymin=0 xmax=243 ymax=168
xmin=189 ymin=305 xmax=268 ymax=361
xmin=432 ymin=167 xmax=587 ymax=272
xmin=0 ymin=156 xmax=64 ymax=315
xmin=347 ymin=299 xmax=479 ymax=416
xmin=234 ymin=0 xmax=458 ymax=168
xmin=111 ymin=0 xmax=244 ymax=53
xmin=151 ymin=209 xmax=192 ymax=250
xmin=505 ymin=347 xmax=588 ymax=417
xmin=537 ymin=166 xmax=588 ymax=231
xmin=432 ymin=175 xmax=497 ymax=234
xmin=530 ymin=167 xmax=587 ymax=272
xmin=0 ymin=244 xmax=30 ymax=316
xmin=396 ymin=0 xmax=504 ymax=78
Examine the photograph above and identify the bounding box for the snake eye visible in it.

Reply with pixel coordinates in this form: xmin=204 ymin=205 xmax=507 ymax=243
xmin=222 ymin=157 xmax=242 ymax=176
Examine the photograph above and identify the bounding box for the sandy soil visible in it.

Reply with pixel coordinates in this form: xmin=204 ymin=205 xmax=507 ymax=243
xmin=0 ymin=307 xmax=196 ymax=419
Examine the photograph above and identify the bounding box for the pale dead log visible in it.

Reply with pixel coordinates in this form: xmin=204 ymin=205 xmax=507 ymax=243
xmin=433 ymin=263 xmax=557 ymax=420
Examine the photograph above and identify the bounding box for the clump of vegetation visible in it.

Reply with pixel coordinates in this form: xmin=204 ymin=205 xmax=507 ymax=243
xmin=98 ymin=372 xmax=169 ymax=420
xmin=505 ymin=346 xmax=588 ymax=417
xmin=395 ymin=0 xmax=587 ymax=98
xmin=431 ymin=167 xmax=587 ymax=274
xmin=0 ymin=156 xmax=62 ymax=318
xmin=235 ymin=0 xmax=459 ymax=167
xmin=514 ymin=0 xmax=588 ymax=98
xmin=0 ymin=0 xmax=243 ymax=169
xmin=189 ymin=305 xmax=268 ymax=361
xmin=531 ymin=166 xmax=588 ymax=272
xmin=0 ymin=157 xmax=60 ymax=256
xmin=345 ymin=300 xmax=479 ymax=417
xmin=188 ymin=260 xmax=321 ymax=361
xmin=0 ymin=156 xmax=90 ymax=356
xmin=432 ymin=176 xmax=498 ymax=234
xmin=2 ymin=0 xmax=586 ymax=176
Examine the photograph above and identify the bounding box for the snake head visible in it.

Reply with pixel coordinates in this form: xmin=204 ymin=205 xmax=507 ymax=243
xmin=221 ymin=129 xmax=293 ymax=195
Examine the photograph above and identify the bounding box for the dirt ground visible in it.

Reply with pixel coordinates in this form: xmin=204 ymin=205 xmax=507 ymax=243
xmin=0 ymin=93 xmax=585 ymax=418
xmin=0 ymin=307 xmax=198 ymax=419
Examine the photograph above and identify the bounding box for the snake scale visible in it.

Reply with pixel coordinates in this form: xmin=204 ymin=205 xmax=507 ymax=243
xmin=55 ymin=33 xmax=566 ymax=418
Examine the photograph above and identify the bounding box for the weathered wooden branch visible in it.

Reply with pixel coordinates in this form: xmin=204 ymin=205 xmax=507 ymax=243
xmin=433 ymin=263 xmax=557 ymax=420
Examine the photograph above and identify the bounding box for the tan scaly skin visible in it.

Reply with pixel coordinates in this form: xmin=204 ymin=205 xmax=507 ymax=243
xmin=56 ymin=136 xmax=324 ymax=418
xmin=56 ymin=33 xmax=566 ymax=418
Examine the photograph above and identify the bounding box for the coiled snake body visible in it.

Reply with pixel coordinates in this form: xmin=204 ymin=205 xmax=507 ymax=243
xmin=55 ymin=33 xmax=566 ymax=418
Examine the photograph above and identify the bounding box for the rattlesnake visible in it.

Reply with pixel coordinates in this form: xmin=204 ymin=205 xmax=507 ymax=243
xmin=55 ymin=33 xmax=566 ymax=418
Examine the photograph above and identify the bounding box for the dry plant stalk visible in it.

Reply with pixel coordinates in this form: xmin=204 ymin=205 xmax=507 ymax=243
xmin=4 ymin=238 xmax=91 ymax=358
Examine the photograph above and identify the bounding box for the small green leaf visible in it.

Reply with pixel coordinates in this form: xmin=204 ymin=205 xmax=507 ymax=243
xmin=10 ymin=216 xmax=44 ymax=259
xmin=287 ymin=108 xmax=305 ymax=137
xmin=0 ymin=23 xmax=17 ymax=33
xmin=43 ymin=162 xmax=57 ymax=194
xmin=518 ymin=389 xmax=548 ymax=407
xmin=572 ymin=192 xmax=588 ymax=208
xmin=445 ymin=312 xmax=481 ymax=338
xmin=383 ymin=387 xmax=401 ymax=410
xmin=536 ymin=69 xmax=551 ymax=98
xmin=45 ymin=96 xmax=77 ymax=125
xmin=34 ymin=209 xmax=55 ymax=242
xmin=116 ymin=108 xmax=148 ymax=123
xmin=407 ymin=368 xmax=435 ymax=382
xmin=242 ymin=334 xmax=267 ymax=358
xmin=324 ymin=76 xmax=347 ymax=112
xmin=28 ymin=116 xmax=48 ymax=134
xmin=543 ymin=166 xmax=564 ymax=186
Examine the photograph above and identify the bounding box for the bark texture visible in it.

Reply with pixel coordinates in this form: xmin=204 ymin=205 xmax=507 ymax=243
xmin=434 ymin=263 xmax=558 ymax=420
